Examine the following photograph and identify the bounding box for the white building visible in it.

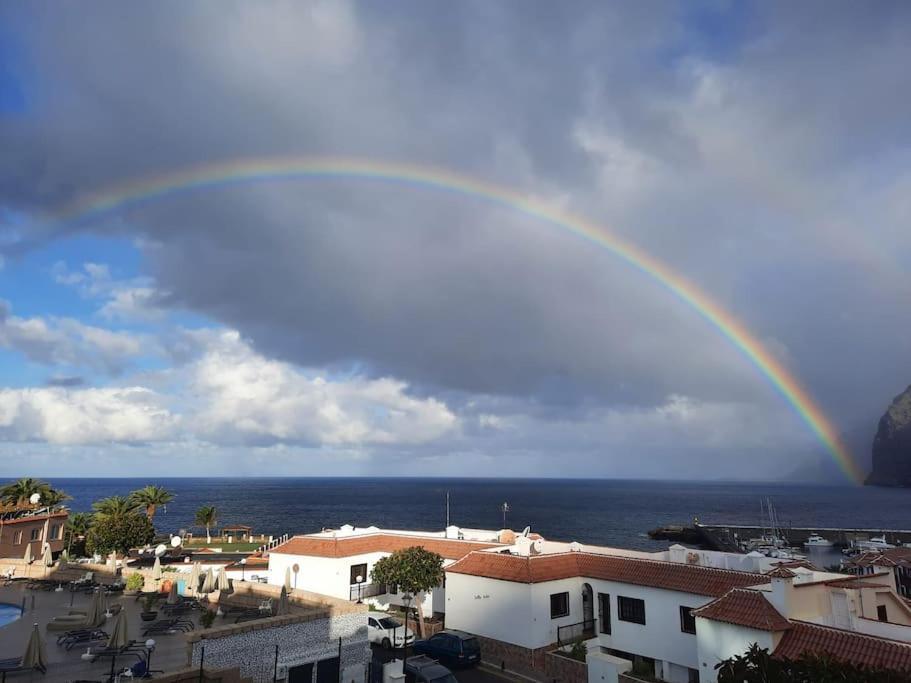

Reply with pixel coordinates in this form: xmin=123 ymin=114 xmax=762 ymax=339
xmin=266 ymin=525 xmax=506 ymax=618
xmin=444 ymin=546 xmax=911 ymax=682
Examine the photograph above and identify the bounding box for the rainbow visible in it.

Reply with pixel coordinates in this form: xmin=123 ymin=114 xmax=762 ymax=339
xmin=51 ymin=157 xmax=863 ymax=483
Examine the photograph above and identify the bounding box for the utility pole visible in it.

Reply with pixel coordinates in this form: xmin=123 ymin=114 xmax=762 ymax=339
xmin=446 ymin=491 xmax=450 ymax=528
xmin=501 ymin=502 xmax=510 ymax=529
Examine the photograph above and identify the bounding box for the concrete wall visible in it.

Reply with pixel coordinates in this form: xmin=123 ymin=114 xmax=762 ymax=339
xmin=544 ymin=651 xmax=587 ymax=683
xmin=444 ymin=573 xmax=535 ymax=647
xmin=0 ymin=512 xmax=67 ymax=560
xmin=694 ymin=617 xmax=774 ymax=683
xmin=588 ymin=650 xmax=632 ymax=683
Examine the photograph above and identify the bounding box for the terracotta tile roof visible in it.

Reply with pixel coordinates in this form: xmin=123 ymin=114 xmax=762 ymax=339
xmin=692 ymin=589 xmax=792 ymax=631
xmin=765 ymin=566 xmax=797 ymax=578
xmin=270 ymin=534 xmax=501 ymax=560
xmin=446 ymin=552 xmax=769 ymax=597
xmin=845 ymin=549 xmax=911 ymax=569
xmin=771 ymin=559 xmax=817 ymax=571
xmin=775 ymin=621 xmax=911 ymax=672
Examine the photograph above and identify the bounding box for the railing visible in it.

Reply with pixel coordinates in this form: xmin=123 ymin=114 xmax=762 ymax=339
xmin=557 ymin=619 xmax=596 ymax=646
xmin=257 ymin=533 xmax=290 ymax=554
xmin=349 ymin=582 xmax=387 ymax=601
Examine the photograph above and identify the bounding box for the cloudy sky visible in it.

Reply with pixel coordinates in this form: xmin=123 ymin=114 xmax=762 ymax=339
xmin=0 ymin=1 xmax=908 ymax=481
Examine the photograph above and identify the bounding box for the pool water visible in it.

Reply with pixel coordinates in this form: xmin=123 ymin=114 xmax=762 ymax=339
xmin=0 ymin=602 xmax=21 ymax=628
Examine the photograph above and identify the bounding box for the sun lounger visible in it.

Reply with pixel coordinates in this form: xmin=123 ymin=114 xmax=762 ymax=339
xmin=0 ymin=657 xmax=46 ymax=674
xmin=57 ymin=628 xmax=110 ymax=650
xmin=141 ymin=618 xmax=194 ymax=636
xmin=88 ymin=641 xmax=147 ymax=663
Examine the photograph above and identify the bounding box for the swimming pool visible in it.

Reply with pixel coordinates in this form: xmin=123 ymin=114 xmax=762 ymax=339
xmin=0 ymin=602 xmax=21 ymax=628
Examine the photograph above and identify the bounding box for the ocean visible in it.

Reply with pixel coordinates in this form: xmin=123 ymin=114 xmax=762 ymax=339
xmin=53 ymin=478 xmax=911 ymax=554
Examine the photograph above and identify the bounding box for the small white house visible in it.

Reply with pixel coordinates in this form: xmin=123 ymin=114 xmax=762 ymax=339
xmin=266 ymin=525 xmax=505 ymax=618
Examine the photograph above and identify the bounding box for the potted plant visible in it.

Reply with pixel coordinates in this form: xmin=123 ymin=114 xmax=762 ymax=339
xmin=124 ymin=573 xmax=145 ymax=596
xmin=200 ymin=609 xmax=216 ymax=629
xmin=140 ymin=594 xmax=158 ymax=621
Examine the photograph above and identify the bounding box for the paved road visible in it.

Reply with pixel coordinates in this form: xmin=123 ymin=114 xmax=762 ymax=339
xmin=370 ymin=645 xmax=515 ymax=683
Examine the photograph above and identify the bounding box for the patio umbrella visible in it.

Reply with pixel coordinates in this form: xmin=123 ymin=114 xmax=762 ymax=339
xmin=42 ymin=544 xmax=54 ymax=567
xmin=152 ymin=556 xmax=162 ymax=583
xmin=284 ymin=566 xmax=292 ymax=591
xmin=107 ymin=612 xmax=130 ymax=648
xmin=23 ymin=542 xmax=33 ymax=564
xmin=200 ymin=567 xmax=215 ymax=594
xmin=188 ymin=562 xmax=201 ymax=595
xmin=107 ymin=553 xmax=117 ymax=574
xmin=216 ymin=567 xmax=230 ymax=592
xmin=22 ymin=623 xmax=47 ymax=673
xmin=85 ymin=587 xmax=106 ymax=627
xmin=275 ymin=585 xmax=290 ymax=616
xmin=166 ymin=580 xmax=179 ymax=605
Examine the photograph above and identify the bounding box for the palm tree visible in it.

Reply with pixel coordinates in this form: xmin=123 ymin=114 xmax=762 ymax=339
xmin=0 ymin=478 xmax=53 ymax=506
xmin=92 ymin=495 xmax=139 ymax=521
xmin=65 ymin=512 xmax=92 ymax=554
xmin=195 ymin=506 xmax=217 ymax=544
xmin=128 ymin=485 xmax=174 ymax=524
xmin=42 ymin=488 xmax=72 ymax=507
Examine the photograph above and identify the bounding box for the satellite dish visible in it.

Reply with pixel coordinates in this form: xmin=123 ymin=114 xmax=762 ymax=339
xmin=154 ymin=544 xmax=167 ymax=557
xmin=569 ymin=541 xmax=583 ymax=552
xmin=521 ymin=526 xmax=531 ymax=537
xmin=29 ymin=493 xmax=41 ymax=505
xmin=170 ymin=536 xmax=182 ymax=548
xmin=532 ymin=538 xmax=545 ymax=553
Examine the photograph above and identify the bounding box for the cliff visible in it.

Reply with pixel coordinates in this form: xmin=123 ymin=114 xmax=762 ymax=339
xmin=866 ymin=385 xmax=911 ymax=486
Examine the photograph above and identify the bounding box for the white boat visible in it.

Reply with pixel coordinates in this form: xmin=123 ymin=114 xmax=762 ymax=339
xmin=855 ymin=535 xmax=895 ymax=551
xmin=804 ymin=534 xmax=834 ymax=548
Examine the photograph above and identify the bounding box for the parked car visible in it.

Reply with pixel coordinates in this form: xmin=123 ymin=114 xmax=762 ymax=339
xmin=404 ymin=655 xmax=458 ymax=683
xmin=367 ymin=611 xmax=415 ymax=649
xmin=412 ymin=630 xmax=481 ymax=668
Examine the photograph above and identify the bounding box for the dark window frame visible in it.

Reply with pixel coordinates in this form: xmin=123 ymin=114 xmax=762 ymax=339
xmin=349 ymin=562 xmax=368 ymax=586
xmin=550 ymin=592 xmax=570 ymax=619
xmin=598 ymin=592 xmax=611 ymax=634
xmin=679 ymin=606 xmax=697 ymax=634
xmin=877 ymin=604 xmax=889 ymax=622
xmin=617 ymin=596 xmax=646 ymax=625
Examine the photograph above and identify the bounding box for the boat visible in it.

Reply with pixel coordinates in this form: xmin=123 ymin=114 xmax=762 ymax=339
xmin=804 ymin=534 xmax=834 ymax=548
xmin=855 ymin=535 xmax=895 ymax=551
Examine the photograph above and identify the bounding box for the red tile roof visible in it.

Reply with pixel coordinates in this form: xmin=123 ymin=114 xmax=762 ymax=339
xmin=270 ymin=534 xmax=501 ymax=560
xmin=692 ymin=589 xmax=792 ymax=631
xmin=765 ymin=566 xmax=797 ymax=578
xmin=845 ymin=549 xmax=911 ymax=569
xmin=446 ymin=552 xmax=769 ymax=597
xmin=775 ymin=621 xmax=911 ymax=672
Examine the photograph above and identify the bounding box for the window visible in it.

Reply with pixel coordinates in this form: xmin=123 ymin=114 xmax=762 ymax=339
xmin=687 ymin=668 xmax=700 ymax=683
xmin=30 ymin=528 xmax=41 ymax=541
xmin=598 ymin=592 xmax=611 ymax=634
xmin=878 ymin=605 xmax=889 ymax=622
xmin=49 ymin=524 xmax=61 ymax=540
xmin=13 ymin=530 xmax=22 ymax=545
xmin=349 ymin=563 xmax=367 ymax=585
xmin=388 ymin=583 xmax=398 ymax=594
xmin=679 ymin=606 xmax=696 ymax=634
xmin=618 ymin=596 xmax=646 ymax=625
xmin=550 ymin=592 xmax=570 ymax=619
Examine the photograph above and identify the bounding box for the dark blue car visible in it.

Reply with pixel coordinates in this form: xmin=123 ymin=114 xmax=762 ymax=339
xmin=412 ymin=630 xmax=481 ymax=668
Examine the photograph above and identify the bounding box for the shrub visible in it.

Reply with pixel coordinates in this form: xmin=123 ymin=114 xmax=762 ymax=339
xmin=200 ymin=610 xmax=216 ymax=629
xmin=569 ymin=641 xmax=587 ymax=662
xmin=85 ymin=513 xmax=155 ymax=556
xmin=125 ymin=573 xmax=145 ymax=591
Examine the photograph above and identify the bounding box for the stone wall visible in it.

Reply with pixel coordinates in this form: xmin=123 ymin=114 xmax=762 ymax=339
xmin=188 ymin=607 xmax=369 ymax=683
xmin=153 ymin=665 xmax=251 ymax=683
xmin=545 ymin=651 xmax=588 ymax=683
xmin=471 ymin=634 xmax=553 ymax=678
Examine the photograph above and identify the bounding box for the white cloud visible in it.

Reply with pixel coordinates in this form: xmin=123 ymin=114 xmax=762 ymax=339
xmin=0 ymin=386 xmax=177 ymax=444
xmin=52 ymin=261 xmax=164 ymax=322
xmin=0 ymin=300 xmax=146 ymax=373
xmin=189 ymin=331 xmax=458 ymax=446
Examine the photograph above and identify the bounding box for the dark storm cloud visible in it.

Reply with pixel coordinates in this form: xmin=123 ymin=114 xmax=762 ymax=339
xmin=0 ymin=1 xmax=909 ymax=477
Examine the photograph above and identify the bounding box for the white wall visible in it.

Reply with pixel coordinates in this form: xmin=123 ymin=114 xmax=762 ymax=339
xmin=695 ymin=617 xmax=774 ymax=683
xmin=590 ymin=580 xmax=711 ymax=672
xmin=444 ymin=573 xmax=535 ymax=646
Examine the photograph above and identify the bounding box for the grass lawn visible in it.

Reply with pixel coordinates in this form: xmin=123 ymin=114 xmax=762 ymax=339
xmin=183 ymin=540 xmax=262 ymax=552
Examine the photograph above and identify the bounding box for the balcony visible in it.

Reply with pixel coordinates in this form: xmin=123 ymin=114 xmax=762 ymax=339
xmin=349 ymin=582 xmax=387 ymax=601
xmin=557 ymin=619 xmax=596 ymax=646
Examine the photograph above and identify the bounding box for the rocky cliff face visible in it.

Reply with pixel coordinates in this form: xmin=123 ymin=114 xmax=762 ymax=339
xmin=866 ymin=385 xmax=911 ymax=486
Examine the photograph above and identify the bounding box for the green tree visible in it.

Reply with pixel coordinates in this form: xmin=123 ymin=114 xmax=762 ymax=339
xmin=371 ymin=546 xmax=444 ymax=637
xmin=92 ymin=495 xmax=139 ymax=521
xmin=42 ymin=488 xmax=71 ymax=506
xmin=716 ymin=643 xmax=911 ymax=683
xmin=195 ymin=506 xmax=217 ymax=543
xmin=85 ymin=513 xmax=155 ymax=557
xmin=128 ymin=485 xmax=174 ymax=524
xmin=65 ymin=512 xmax=93 ymax=557
xmin=1 ymin=478 xmax=55 ymax=506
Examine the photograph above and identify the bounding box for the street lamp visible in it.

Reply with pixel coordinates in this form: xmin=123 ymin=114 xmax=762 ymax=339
xmin=355 ymin=574 xmax=364 ymax=604
xmin=401 ymin=593 xmax=413 ymax=670
xmin=240 ymin=558 xmax=246 ymax=582
xmin=144 ymin=638 xmax=157 ymax=678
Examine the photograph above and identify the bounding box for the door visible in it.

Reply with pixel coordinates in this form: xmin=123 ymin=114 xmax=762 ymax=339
xmin=288 ymin=662 xmax=313 ymax=683
xmin=316 ymin=657 xmax=340 ymax=683
xmin=582 ymin=583 xmax=594 ymax=625
xmin=598 ymin=592 xmax=611 ymax=634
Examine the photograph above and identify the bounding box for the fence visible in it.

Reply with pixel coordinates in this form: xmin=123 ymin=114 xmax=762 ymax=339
xmin=557 ymin=619 xmax=596 ymax=646
xmin=349 ymin=582 xmax=387 ymax=602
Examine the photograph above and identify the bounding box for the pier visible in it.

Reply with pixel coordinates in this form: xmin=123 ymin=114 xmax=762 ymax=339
xmin=648 ymin=522 xmax=911 ymax=552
